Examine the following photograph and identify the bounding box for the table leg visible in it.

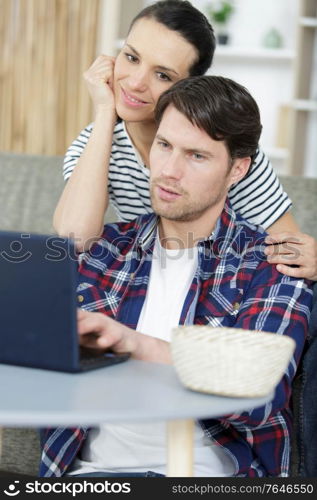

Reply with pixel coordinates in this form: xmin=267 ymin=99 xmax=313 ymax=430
xmin=166 ymin=419 xmax=194 ymax=477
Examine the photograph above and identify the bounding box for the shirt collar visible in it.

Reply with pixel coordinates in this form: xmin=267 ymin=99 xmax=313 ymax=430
xmin=136 ymin=198 xmax=237 ymax=253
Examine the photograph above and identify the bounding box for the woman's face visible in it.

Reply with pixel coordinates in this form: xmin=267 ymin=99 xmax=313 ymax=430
xmin=113 ymin=18 xmax=198 ymax=124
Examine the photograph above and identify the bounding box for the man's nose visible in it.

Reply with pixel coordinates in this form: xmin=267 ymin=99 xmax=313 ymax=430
xmin=161 ymin=152 xmax=184 ymax=180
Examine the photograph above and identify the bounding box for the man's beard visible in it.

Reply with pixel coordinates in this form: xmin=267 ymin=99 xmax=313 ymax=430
xmin=150 ymin=178 xmax=227 ymax=222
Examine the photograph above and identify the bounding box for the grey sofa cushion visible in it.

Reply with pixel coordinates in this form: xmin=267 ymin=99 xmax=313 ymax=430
xmin=0 ymin=153 xmax=64 ymax=234
xmin=0 ymin=428 xmax=40 ymax=476
xmin=0 ymin=152 xmax=117 ymax=234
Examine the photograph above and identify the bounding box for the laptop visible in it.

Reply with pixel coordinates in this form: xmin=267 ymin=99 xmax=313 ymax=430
xmin=0 ymin=230 xmax=130 ymax=372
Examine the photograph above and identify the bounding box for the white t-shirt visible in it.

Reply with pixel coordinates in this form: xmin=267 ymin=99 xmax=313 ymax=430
xmin=63 ymin=120 xmax=292 ymax=229
xmin=69 ymin=236 xmax=236 ymax=477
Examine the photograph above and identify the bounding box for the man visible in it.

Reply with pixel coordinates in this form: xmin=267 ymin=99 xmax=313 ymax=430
xmin=40 ymin=76 xmax=312 ymax=477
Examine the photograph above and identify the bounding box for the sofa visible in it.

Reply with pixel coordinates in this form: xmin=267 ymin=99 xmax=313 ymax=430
xmin=0 ymin=151 xmax=316 ymax=476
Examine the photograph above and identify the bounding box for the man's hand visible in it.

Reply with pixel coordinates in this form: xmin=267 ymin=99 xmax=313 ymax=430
xmin=77 ymin=309 xmax=172 ymax=363
xmin=264 ymin=232 xmax=317 ymax=280
xmin=77 ymin=309 xmax=134 ymax=353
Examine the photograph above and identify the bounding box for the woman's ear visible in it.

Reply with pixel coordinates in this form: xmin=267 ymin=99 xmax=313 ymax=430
xmin=227 ymin=157 xmax=251 ymax=188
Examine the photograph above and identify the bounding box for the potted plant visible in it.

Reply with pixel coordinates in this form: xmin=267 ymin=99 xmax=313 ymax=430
xmin=206 ymin=1 xmax=234 ymax=45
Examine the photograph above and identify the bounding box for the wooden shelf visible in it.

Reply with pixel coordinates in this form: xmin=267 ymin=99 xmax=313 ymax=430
xmin=214 ymin=46 xmax=295 ymax=61
xmin=287 ymin=0 xmax=317 ymax=175
xmin=300 ymin=17 xmax=317 ymax=27
xmin=292 ymin=99 xmax=317 ymax=111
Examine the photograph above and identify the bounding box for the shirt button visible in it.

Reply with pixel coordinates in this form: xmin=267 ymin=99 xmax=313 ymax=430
xmin=233 ymin=302 xmax=240 ymax=311
xmin=78 ymin=295 xmax=84 ymax=303
xmin=130 ymin=273 xmax=135 ymax=280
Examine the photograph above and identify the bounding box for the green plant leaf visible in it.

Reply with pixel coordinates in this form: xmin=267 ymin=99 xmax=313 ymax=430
xmin=206 ymin=1 xmax=234 ymax=25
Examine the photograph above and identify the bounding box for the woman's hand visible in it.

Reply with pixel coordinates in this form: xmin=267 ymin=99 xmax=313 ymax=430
xmin=264 ymin=232 xmax=317 ymax=280
xmin=83 ymin=54 xmax=116 ymax=113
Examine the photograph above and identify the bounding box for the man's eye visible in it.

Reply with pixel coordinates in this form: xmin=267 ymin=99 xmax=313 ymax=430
xmin=157 ymin=72 xmax=172 ymax=82
xmin=125 ymin=53 xmax=138 ymax=63
xmin=192 ymin=153 xmax=205 ymax=160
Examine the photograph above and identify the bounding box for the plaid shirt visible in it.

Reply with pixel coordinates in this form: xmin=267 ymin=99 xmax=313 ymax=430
xmin=40 ymin=200 xmax=312 ymax=477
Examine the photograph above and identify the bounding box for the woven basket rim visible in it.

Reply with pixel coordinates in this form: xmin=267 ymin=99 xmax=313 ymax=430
xmin=171 ymin=326 xmax=296 ymax=397
xmin=171 ymin=326 xmax=296 ymax=348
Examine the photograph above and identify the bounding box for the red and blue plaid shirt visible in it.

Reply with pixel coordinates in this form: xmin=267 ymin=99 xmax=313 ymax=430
xmin=40 ymin=200 xmax=312 ymax=477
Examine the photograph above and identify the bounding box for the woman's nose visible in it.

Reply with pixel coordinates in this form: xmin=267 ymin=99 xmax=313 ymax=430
xmin=128 ymin=67 xmax=148 ymax=92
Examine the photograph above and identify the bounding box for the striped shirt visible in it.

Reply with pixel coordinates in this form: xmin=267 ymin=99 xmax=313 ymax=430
xmin=63 ymin=120 xmax=291 ymax=228
xmin=39 ymin=200 xmax=312 ymax=477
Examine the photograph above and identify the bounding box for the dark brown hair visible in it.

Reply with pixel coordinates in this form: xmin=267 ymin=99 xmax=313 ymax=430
xmin=129 ymin=0 xmax=215 ymax=76
xmin=155 ymin=75 xmax=262 ymax=161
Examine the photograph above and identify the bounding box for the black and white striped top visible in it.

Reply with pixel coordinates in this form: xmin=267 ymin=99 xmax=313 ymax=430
xmin=63 ymin=120 xmax=291 ymax=228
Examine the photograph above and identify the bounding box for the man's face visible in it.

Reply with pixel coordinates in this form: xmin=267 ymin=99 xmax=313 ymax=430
xmin=149 ymin=105 xmax=235 ymax=222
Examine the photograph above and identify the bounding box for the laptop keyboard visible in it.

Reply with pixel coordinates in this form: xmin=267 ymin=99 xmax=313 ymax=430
xmin=79 ymin=346 xmax=130 ymax=371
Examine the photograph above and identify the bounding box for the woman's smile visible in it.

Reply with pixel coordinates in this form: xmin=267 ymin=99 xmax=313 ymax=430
xmin=120 ymin=87 xmax=149 ymax=108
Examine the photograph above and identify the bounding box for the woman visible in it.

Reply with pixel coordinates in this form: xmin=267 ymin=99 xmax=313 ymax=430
xmin=53 ymin=0 xmax=316 ymax=279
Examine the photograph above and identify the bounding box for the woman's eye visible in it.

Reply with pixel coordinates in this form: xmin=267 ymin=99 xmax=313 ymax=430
xmin=157 ymin=140 xmax=169 ymax=149
xmin=125 ymin=53 xmax=138 ymax=63
xmin=157 ymin=72 xmax=172 ymax=82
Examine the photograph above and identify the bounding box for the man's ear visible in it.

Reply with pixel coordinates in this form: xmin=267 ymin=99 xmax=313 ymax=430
xmin=227 ymin=157 xmax=251 ymax=188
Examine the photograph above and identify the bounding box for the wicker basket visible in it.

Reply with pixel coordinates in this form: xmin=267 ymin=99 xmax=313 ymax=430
xmin=171 ymin=326 xmax=296 ymax=398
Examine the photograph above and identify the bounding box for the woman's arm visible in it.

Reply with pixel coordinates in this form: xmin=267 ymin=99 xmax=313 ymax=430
xmin=266 ymin=211 xmax=299 ymax=233
xmin=53 ymin=56 xmax=117 ymax=251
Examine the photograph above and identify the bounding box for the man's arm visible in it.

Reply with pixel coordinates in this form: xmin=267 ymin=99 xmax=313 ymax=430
xmin=77 ymin=309 xmax=172 ymax=364
xmin=265 ymin=212 xmax=317 ymax=280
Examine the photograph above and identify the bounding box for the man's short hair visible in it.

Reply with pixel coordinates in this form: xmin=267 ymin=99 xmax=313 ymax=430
xmin=155 ymin=75 xmax=262 ymax=162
